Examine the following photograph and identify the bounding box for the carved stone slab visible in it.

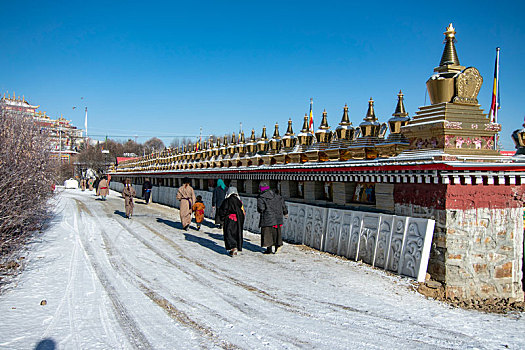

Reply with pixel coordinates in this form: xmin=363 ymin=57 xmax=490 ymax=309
xmin=399 ymin=217 xmax=435 ymax=282
xmin=303 ymin=206 xmax=328 ymax=251
xmin=324 ymin=209 xmax=345 ymax=254
xmin=337 ymin=211 xmax=354 ymax=258
xmin=356 ymin=214 xmax=381 ymax=265
xmin=240 ymin=196 xmax=260 ymax=234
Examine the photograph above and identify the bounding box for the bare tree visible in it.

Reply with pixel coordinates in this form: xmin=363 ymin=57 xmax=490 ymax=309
xmin=169 ymin=138 xmax=180 ymax=149
xmin=144 ymin=137 xmax=165 ymax=153
xmin=0 ymin=111 xmax=55 ymax=273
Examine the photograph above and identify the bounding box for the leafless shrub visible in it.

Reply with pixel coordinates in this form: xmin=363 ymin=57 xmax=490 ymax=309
xmin=0 ymin=110 xmax=55 ymax=268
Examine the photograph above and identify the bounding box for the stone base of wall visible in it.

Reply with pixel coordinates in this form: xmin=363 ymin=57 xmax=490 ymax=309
xmin=396 ymin=202 xmax=524 ymax=301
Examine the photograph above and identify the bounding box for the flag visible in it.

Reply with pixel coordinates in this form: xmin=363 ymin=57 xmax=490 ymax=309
xmin=308 ymin=98 xmax=314 ymax=132
xmin=84 ymin=107 xmax=88 ymax=137
xmin=489 ymin=47 xmax=500 ymax=123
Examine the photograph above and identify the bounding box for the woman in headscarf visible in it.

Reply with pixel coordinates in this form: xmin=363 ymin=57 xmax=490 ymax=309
xmin=212 ymin=179 xmax=227 ymax=228
xmin=257 ymin=181 xmax=288 ymax=254
xmin=122 ymin=178 xmax=136 ymax=219
xmin=176 ymin=177 xmax=196 ymax=230
xmin=218 ymin=187 xmax=245 ymax=256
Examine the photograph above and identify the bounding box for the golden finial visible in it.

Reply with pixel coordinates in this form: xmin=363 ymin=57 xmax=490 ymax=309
xmin=318 ymin=109 xmax=329 ymax=129
xmin=272 ymin=123 xmax=280 ymax=139
xmin=364 ymin=97 xmax=378 ymax=123
xmin=439 ymin=22 xmax=460 ymax=67
xmin=444 ymin=23 xmax=456 ymax=39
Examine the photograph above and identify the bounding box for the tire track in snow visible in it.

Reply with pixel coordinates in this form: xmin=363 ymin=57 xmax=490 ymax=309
xmin=72 ymin=199 xmax=154 ymax=350
xmin=75 ymin=198 xmax=240 ymax=350
xmin=41 ymin=199 xmax=81 ymax=349
xmin=116 ymin=202 xmax=487 ymax=349
xmin=85 ymin=193 xmax=486 ymax=349
xmin=115 ymin=213 xmax=310 ymax=317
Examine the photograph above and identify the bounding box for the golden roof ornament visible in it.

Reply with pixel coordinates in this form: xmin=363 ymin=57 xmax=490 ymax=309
xmin=246 ymin=129 xmax=257 ymax=154
xmin=300 ymin=113 xmax=310 ymax=132
xmin=257 ymin=126 xmax=269 ymax=153
xmin=435 ymin=23 xmax=464 ymax=73
xmin=362 ymin=98 xmax=378 ymax=124
xmin=315 ymin=110 xmax=332 ymax=143
xmin=272 ymin=123 xmax=281 ymax=139
xmin=298 ymin=114 xmax=315 ymax=146
xmin=335 ymin=104 xmax=355 ymax=141
xmin=339 ymin=104 xmax=351 ymax=126
xmin=281 ymin=119 xmax=297 ymax=149
xmin=388 ymin=90 xmax=410 ymax=134
xmin=270 ymin=123 xmax=282 ymax=152
xmin=260 ymin=126 xmax=268 ymax=140
xmin=285 ymin=118 xmax=294 ymax=135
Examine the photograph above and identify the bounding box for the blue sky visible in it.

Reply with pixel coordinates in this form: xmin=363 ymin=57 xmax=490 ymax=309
xmin=1 ymin=0 xmax=524 ymax=150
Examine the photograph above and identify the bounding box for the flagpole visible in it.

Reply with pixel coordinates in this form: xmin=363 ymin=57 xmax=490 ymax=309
xmin=489 ymin=47 xmax=500 ymax=150
xmin=309 ymin=98 xmax=314 ymax=132
xmin=84 ymin=107 xmax=88 ymax=149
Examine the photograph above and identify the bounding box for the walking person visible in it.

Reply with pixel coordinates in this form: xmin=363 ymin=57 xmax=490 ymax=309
xmin=88 ymin=177 xmax=94 ymax=191
xmin=122 ymin=178 xmax=136 ymax=219
xmin=257 ymin=181 xmax=288 ymax=254
xmin=218 ymin=187 xmax=245 ymax=256
xmin=97 ymin=176 xmax=109 ymax=201
xmin=142 ymin=178 xmax=152 ymax=204
xmin=192 ymin=195 xmax=206 ymax=230
xmin=176 ymin=177 xmax=196 ymax=230
xmin=93 ymin=177 xmax=100 ymax=195
xmin=212 ymin=179 xmax=227 ymax=228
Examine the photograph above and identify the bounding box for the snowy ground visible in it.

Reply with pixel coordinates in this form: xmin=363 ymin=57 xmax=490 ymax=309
xmin=0 ymin=190 xmax=524 ymax=350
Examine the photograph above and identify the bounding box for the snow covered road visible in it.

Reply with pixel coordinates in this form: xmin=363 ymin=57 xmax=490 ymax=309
xmin=1 ymin=189 xmax=524 ymax=349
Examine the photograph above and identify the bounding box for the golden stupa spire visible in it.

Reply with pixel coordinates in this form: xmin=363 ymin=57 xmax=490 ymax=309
xmin=301 ymin=113 xmax=309 ymax=132
xmin=434 ymin=23 xmax=464 ymax=74
xmin=339 ymin=104 xmax=351 ymax=126
xmin=393 ymin=90 xmax=409 ymax=118
xmin=364 ymin=97 xmax=378 ymax=123
xmin=286 ymin=118 xmax=294 ymax=135
xmin=318 ymin=109 xmax=330 ymax=130
xmin=260 ymin=126 xmax=268 ymax=140
xmin=272 ymin=123 xmax=280 ymax=139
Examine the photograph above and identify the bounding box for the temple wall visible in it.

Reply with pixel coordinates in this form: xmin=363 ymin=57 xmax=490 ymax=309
xmin=395 ymin=183 xmax=524 ymax=301
xmin=110 ymin=176 xmax=525 ymax=300
xmin=110 ymin=180 xmax=435 ymax=282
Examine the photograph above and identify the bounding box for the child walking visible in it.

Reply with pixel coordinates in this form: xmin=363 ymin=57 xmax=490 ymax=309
xmin=192 ymin=195 xmax=206 ymax=230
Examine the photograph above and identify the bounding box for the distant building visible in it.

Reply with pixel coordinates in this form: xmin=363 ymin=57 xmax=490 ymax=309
xmin=0 ymin=92 xmax=39 ymax=118
xmin=1 ymin=92 xmax=85 ymax=163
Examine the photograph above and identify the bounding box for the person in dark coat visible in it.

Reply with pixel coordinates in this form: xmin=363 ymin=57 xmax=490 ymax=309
xmin=212 ymin=179 xmax=227 ymax=228
xmin=93 ymin=177 xmax=100 ymax=195
xmin=218 ymin=187 xmax=245 ymax=256
xmin=142 ymin=178 xmax=153 ymax=204
xmin=257 ymin=181 xmax=288 ymax=254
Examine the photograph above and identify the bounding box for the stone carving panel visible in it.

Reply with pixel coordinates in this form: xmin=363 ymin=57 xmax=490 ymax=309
xmin=282 ymin=203 xmax=305 ymax=243
xmin=240 ymin=196 xmax=260 ymax=234
xmin=356 ymin=214 xmax=380 ymax=265
xmin=347 ymin=212 xmax=364 ymax=260
xmin=400 ymin=218 xmax=435 ymax=281
xmin=374 ymin=215 xmax=394 ymax=269
xmin=303 ymin=206 xmax=327 ymax=251
xmin=337 ymin=212 xmax=353 ymax=257
xmin=386 ymin=216 xmax=408 ymax=274
xmin=324 ymin=209 xmax=344 ymax=254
